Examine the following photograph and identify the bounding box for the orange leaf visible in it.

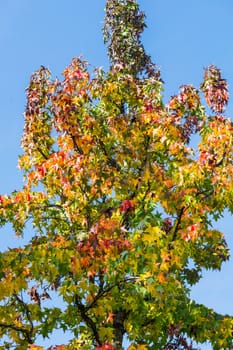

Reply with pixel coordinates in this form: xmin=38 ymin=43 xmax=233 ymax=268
xmin=157 ymin=273 xmax=166 ymax=283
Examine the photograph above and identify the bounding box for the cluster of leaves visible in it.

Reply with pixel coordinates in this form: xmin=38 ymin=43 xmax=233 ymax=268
xmin=200 ymin=65 xmax=229 ymax=113
xmin=0 ymin=1 xmax=232 ymax=349
xmin=103 ymin=0 xmax=160 ymax=78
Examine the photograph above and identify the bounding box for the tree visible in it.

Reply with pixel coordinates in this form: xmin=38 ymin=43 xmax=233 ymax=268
xmin=0 ymin=0 xmax=232 ymax=349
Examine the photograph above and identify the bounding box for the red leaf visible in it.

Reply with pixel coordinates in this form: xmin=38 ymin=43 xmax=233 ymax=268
xmin=120 ymin=199 xmax=135 ymax=212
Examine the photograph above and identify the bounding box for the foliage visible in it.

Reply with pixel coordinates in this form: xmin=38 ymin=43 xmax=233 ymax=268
xmin=0 ymin=0 xmax=233 ymax=349
xmin=103 ymin=0 xmax=160 ymax=78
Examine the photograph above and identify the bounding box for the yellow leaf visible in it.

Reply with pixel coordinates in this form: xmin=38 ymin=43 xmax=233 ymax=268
xmin=138 ymin=345 xmax=148 ymax=350
xmin=128 ymin=345 xmax=148 ymax=350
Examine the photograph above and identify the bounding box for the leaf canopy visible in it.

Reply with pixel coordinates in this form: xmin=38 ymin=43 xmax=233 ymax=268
xmin=0 ymin=1 xmax=232 ymax=349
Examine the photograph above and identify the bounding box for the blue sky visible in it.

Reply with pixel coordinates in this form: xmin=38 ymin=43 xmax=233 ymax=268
xmin=0 ymin=1 xmax=233 ymax=348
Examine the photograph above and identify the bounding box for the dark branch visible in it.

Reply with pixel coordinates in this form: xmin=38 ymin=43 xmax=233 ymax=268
xmin=0 ymin=322 xmax=33 ymax=344
xmin=13 ymin=294 xmax=34 ymax=342
xmin=71 ymin=134 xmax=84 ymax=155
xmin=74 ymin=295 xmax=101 ymax=346
xmin=97 ymin=137 xmax=120 ymax=171
xmin=32 ymin=137 xmax=49 ymax=160
xmin=171 ymin=206 xmax=186 ymax=243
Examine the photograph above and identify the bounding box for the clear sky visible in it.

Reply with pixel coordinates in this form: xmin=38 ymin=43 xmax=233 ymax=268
xmin=0 ymin=1 xmax=233 ymax=349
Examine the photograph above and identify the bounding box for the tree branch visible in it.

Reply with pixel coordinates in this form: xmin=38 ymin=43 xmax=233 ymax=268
xmin=171 ymin=206 xmax=186 ymax=242
xmin=71 ymin=135 xmax=84 ymax=155
xmin=13 ymin=293 xmax=34 ymax=342
xmin=96 ymin=137 xmax=120 ymax=171
xmin=0 ymin=322 xmax=33 ymax=344
xmin=74 ymin=295 xmax=101 ymax=346
xmin=32 ymin=137 xmax=49 ymax=160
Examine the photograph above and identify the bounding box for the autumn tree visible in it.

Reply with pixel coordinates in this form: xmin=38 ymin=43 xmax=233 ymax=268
xmin=0 ymin=1 xmax=232 ymax=349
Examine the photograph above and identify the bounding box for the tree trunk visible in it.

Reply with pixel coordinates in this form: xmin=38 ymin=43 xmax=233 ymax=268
xmin=113 ymin=309 xmax=127 ymax=349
